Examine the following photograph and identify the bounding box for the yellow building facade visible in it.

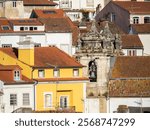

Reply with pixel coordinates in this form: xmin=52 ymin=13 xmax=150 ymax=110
xmin=0 ymin=42 xmax=88 ymax=112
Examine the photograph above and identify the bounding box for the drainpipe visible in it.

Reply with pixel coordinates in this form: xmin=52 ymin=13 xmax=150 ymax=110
xmin=33 ymin=80 xmax=38 ymax=111
xmin=31 ymin=68 xmax=38 ymax=111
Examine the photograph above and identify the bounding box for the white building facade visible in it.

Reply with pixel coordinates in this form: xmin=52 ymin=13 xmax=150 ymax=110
xmin=55 ymin=0 xmax=109 ymax=21
xmin=1 ymin=84 xmax=34 ymax=113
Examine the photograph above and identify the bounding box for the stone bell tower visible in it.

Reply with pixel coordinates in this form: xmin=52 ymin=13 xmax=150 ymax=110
xmin=75 ymin=20 xmax=122 ymax=112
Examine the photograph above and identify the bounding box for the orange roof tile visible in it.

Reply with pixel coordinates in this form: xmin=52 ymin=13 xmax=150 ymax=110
xmin=111 ymin=56 xmax=150 ymax=79
xmin=121 ymin=34 xmax=143 ymax=49
xmin=9 ymin=19 xmax=43 ymax=26
xmin=0 ymin=64 xmax=33 ymax=84
xmin=0 ymin=47 xmax=84 ymax=68
xmin=113 ymin=1 xmax=150 ymax=14
xmin=31 ymin=9 xmax=65 ymax=18
xmin=23 ymin=0 xmax=58 ymax=6
xmin=34 ymin=47 xmax=83 ymax=68
xmin=39 ymin=18 xmax=72 ymax=32
xmin=0 ymin=64 xmax=22 ymax=70
xmin=31 ymin=9 xmax=79 ymax=43
xmin=109 ymin=79 xmax=150 ymax=97
xmin=131 ymin=24 xmax=150 ymax=34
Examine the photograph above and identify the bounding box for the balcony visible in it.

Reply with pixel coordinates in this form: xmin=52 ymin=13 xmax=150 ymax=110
xmin=33 ymin=106 xmax=76 ymax=113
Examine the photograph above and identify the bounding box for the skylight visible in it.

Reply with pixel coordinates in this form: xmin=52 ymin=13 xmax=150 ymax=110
xmin=43 ymin=10 xmax=56 ymax=14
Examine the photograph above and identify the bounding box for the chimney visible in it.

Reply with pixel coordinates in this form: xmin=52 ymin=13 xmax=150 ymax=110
xmin=17 ymin=37 xmax=35 ymax=66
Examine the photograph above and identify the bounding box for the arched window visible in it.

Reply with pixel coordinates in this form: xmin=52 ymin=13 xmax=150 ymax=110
xmin=88 ymin=60 xmax=97 ymax=82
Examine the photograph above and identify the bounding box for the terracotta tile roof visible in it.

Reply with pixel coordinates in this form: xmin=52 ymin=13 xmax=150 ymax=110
xmin=113 ymin=1 xmax=150 ymax=14
xmin=121 ymin=34 xmax=143 ymax=49
xmin=23 ymin=0 xmax=58 ymax=6
xmin=0 ymin=19 xmax=13 ymax=33
xmin=0 ymin=18 xmax=44 ymax=33
xmin=0 ymin=64 xmax=22 ymax=70
xmin=131 ymin=24 xmax=150 ymax=34
xmin=0 ymin=48 xmax=17 ymax=58
xmin=0 ymin=47 xmax=83 ymax=68
xmin=0 ymin=64 xmax=33 ymax=84
xmin=34 ymin=47 xmax=83 ymax=68
xmin=111 ymin=56 xmax=150 ymax=79
xmin=9 ymin=19 xmax=43 ymax=26
xmin=39 ymin=18 xmax=72 ymax=32
xmin=34 ymin=77 xmax=89 ymax=82
xmin=1 ymin=75 xmax=34 ymax=85
xmin=109 ymin=79 xmax=150 ymax=97
xmin=97 ymin=20 xmax=125 ymax=34
xmin=31 ymin=9 xmax=79 ymax=44
xmin=31 ymin=9 xmax=65 ymax=18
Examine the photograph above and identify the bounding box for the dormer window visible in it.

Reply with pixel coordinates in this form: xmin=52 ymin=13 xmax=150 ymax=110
xmin=2 ymin=26 xmax=10 ymax=30
xmin=38 ymin=70 xmax=45 ymax=78
xmin=73 ymin=69 xmax=79 ymax=77
xmin=14 ymin=70 xmax=20 ymax=81
xmin=53 ymin=68 xmax=59 ymax=77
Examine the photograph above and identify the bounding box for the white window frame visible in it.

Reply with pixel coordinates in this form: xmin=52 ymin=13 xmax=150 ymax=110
xmin=127 ymin=49 xmax=137 ymax=56
xmin=10 ymin=94 xmax=17 ymax=106
xmin=44 ymin=92 xmax=53 ymax=108
xmin=73 ymin=68 xmax=79 ymax=77
xmin=2 ymin=44 xmax=12 ymax=48
xmin=133 ymin=17 xmax=139 ymax=24
xmin=14 ymin=70 xmax=20 ymax=81
xmin=38 ymin=70 xmax=45 ymax=78
xmin=13 ymin=1 xmax=17 ymax=7
xmin=60 ymin=96 xmax=69 ymax=108
xmin=53 ymin=69 xmax=60 ymax=78
xmin=23 ymin=93 xmax=30 ymax=106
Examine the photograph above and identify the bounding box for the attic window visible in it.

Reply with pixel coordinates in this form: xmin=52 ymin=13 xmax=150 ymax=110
xmin=2 ymin=26 xmax=10 ymax=30
xmin=14 ymin=70 xmax=20 ymax=81
xmin=43 ymin=10 xmax=56 ymax=14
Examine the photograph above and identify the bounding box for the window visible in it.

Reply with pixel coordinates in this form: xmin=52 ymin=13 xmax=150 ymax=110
xmin=60 ymin=96 xmax=68 ymax=108
xmin=86 ymin=0 xmax=94 ymax=7
xmin=73 ymin=69 xmax=79 ymax=77
xmin=2 ymin=26 xmax=10 ymax=30
xmin=144 ymin=17 xmax=150 ymax=23
xmin=2 ymin=44 xmax=12 ymax=48
xmin=34 ymin=27 xmax=37 ymax=30
xmin=24 ymin=27 xmax=28 ymax=31
xmin=53 ymin=69 xmax=59 ymax=77
xmin=45 ymin=94 xmax=52 ymax=108
xmin=20 ymin=27 xmax=24 ymax=31
xmin=13 ymin=1 xmax=17 ymax=7
xmin=14 ymin=70 xmax=20 ymax=81
xmin=10 ymin=94 xmax=17 ymax=106
xmin=29 ymin=27 xmax=33 ymax=31
xmin=111 ymin=13 xmax=116 ymax=22
xmin=38 ymin=70 xmax=45 ymax=78
xmin=133 ymin=17 xmax=139 ymax=24
xmin=34 ymin=44 xmax=41 ymax=47
xmin=89 ymin=60 xmax=97 ymax=82
xmin=0 ymin=2 xmax=3 ymax=7
xmin=23 ymin=93 xmax=30 ymax=105
xmin=127 ymin=50 xmax=137 ymax=56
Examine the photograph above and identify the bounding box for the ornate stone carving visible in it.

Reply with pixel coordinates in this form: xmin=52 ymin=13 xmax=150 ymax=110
xmin=76 ymin=20 xmax=122 ymax=55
